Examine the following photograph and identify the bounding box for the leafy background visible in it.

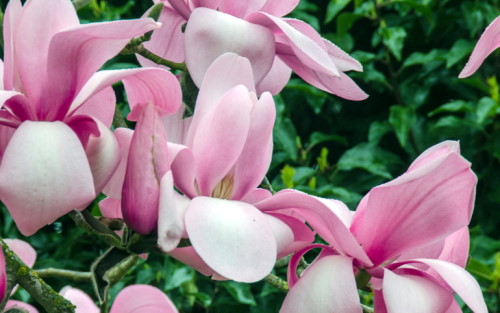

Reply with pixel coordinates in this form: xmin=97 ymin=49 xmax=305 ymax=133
xmin=0 ymin=0 xmax=499 ymax=312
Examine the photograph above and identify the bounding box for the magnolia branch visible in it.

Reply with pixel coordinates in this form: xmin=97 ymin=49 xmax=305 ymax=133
xmin=122 ymin=44 xmax=187 ymax=72
xmin=0 ymin=240 xmax=76 ymax=313
xmin=36 ymin=269 xmax=91 ymax=282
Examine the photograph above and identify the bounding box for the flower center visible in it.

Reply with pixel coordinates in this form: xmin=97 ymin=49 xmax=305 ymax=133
xmin=211 ymin=175 xmax=234 ymax=199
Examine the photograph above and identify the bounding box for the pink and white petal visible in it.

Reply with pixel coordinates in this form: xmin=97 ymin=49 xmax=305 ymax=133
xmin=102 ymin=128 xmax=133 ymax=199
xmin=45 ymin=18 xmax=160 ymax=120
xmin=259 ymin=0 xmax=300 ymax=17
xmin=186 ymin=53 xmax=255 ymax=139
xmin=167 ymin=0 xmax=192 ymax=20
xmin=314 ymin=197 xmax=354 ymax=228
xmin=248 ymin=13 xmax=339 ymax=77
xmin=217 ymin=0 xmax=249 ymax=18
xmin=459 ymin=16 xmax=500 ymax=78
xmin=190 ymin=86 xmax=251 ymax=196
xmin=185 ymin=197 xmax=276 ymax=282
xmin=168 ymin=246 xmax=217 ymax=277
xmin=280 ymin=255 xmax=362 ymax=313
xmin=0 ymin=121 xmax=95 ymax=236
xmin=168 ymin=143 xmax=198 ymax=198
xmin=110 ymin=285 xmax=178 ymax=313
xmin=231 ymin=92 xmax=275 ymax=200
xmin=60 ymin=286 xmax=99 ymax=313
xmin=3 ymin=0 xmax=23 ymax=91
xmin=158 ymin=172 xmax=191 ymax=252
xmin=279 ymin=54 xmax=368 ymax=100
xmin=0 ymin=91 xmax=35 ymax=121
xmin=407 ymin=141 xmax=460 ymax=173
xmin=185 ymin=8 xmax=275 ymax=86
xmin=351 ymin=153 xmax=476 ymax=266
xmin=4 ymin=300 xmax=39 ymax=313
xmin=373 ymin=290 xmax=388 ymax=313
xmin=322 ymin=38 xmax=363 ymax=72
xmin=445 ymin=300 xmax=463 ymax=313
xmin=161 ymin=103 xmax=191 ymax=145
xmin=139 ymin=7 xmax=186 ymax=67
xmin=267 ymin=212 xmax=315 ymax=258
xmin=256 ymin=57 xmax=292 ymax=95
xmin=121 ymin=104 xmax=169 ymax=234
xmin=382 ymin=270 xmax=453 ymax=313
xmin=264 ymin=214 xmax=294 ymax=257
xmin=240 ymin=188 xmax=273 ymax=204
xmin=286 ymin=244 xmax=331 ymax=287
xmin=82 ymin=118 xmax=120 ymax=194
xmin=99 ymin=198 xmax=122 ymax=219
xmin=13 ymin=0 xmax=79 ymax=106
xmin=72 ymin=86 xmax=116 ymax=127
xmin=255 ymin=190 xmax=372 ymax=266
xmin=0 ymin=248 xmax=5 ymax=303
xmin=70 ymin=68 xmax=181 ymax=120
xmin=438 ymin=227 xmax=470 ymax=267
xmin=4 ymin=239 xmax=36 ymax=268
xmin=0 ymin=126 xmax=15 ymax=162
xmin=412 ymin=259 xmax=488 ymax=313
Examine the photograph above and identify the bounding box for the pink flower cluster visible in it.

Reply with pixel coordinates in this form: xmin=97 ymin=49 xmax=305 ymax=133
xmin=0 ymin=0 xmax=492 ymax=312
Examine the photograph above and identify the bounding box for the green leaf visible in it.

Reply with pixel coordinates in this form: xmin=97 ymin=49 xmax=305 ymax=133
xmin=380 ymin=26 xmax=407 ymax=61
xmin=220 ymin=281 xmax=257 ymax=306
xmin=428 ymin=100 xmax=473 ymax=117
xmin=466 ymin=257 xmax=493 ymax=281
xmin=391 ymin=0 xmax=433 ymax=22
xmin=446 ymin=39 xmax=474 ymax=68
xmin=165 ymin=266 xmax=195 ymax=291
xmin=336 ymin=12 xmax=363 ymax=36
xmin=337 ymin=143 xmax=397 ymax=179
xmin=476 ymin=97 xmax=497 ymax=125
xmin=389 ymin=105 xmax=416 ymax=148
xmin=274 ymin=118 xmax=298 ymax=162
xmin=403 ymin=49 xmax=446 ymax=68
xmin=309 ymin=131 xmax=348 ymax=147
xmin=368 ymin=121 xmax=392 ymax=144
xmin=325 ymin=0 xmax=352 ymax=24
xmin=281 ymin=165 xmax=296 ymax=189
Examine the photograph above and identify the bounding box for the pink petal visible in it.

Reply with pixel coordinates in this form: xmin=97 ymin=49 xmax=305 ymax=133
xmin=0 ymin=91 xmax=36 ymax=122
xmin=3 ymin=0 xmax=23 ymax=91
xmin=412 ymin=259 xmax=488 ymax=313
xmin=186 ymin=53 xmax=255 ymax=136
xmin=139 ymin=7 xmax=186 ymax=67
xmin=445 ymin=301 xmax=464 ymax=313
xmin=70 ymin=68 xmax=181 ymax=121
xmin=0 ymin=248 xmax=5 ymax=302
xmin=350 ymin=152 xmax=476 ymax=266
xmin=168 ymin=143 xmax=198 ymax=198
xmin=407 ymin=141 xmax=460 ymax=173
xmin=279 ymin=54 xmax=368 ymax=100
xmin=231 ymin=91 xmax=275 ymax=200
xmin=264 ymin=214 xmax=294 ymax=257
xmin=382 ymin=270 xmax=453 ymax=313
xmin=73 ymin=86 xmax=116 ymax=128
xmin=110 ymin=284 xmax=178 ymax=313
xmin=190 ymin=85 xmax=252 ymax=196
xmin=161 ymin=103 xmax=192 ymax=145
xmin=459 ymin=16 xmax=500 ymax=78
xmin=322 ymin=38 xmax=363 ymax=72
xmin=256 ymin=56 xmax=292 ymax=95
xmin=4 ymin=300 xmax=39 ymax=313
xmin=102 ymin=128 xmax=134 ymax=199
xmin=45 ymin=18 xmax=160 ymax=120
xmin=248 ymin=12 xmax=340 ymax=77
xmin=255 ymin=190 xmax=372 ymax=266
xmin=240 ymin=188 xmax=273 ymax=203
xmin=122 ymin=104 xmax=169 ymax=234
xmin=81 ymin=118 xmax=120 ymax=195
xmin=438 ymin=227 xmax=470 ymax=268
xmin=168 ymin=246 xmax=217 ymax=277
xmin=185 ymin=197 xmax=276 ymax=282
xmin=99 ymin=198 xmax=122 ymax=219
xmin=0 ymin=121 xmax=95 ymax=236
xmin=13 ymin=0 xmax=79 ymax=106
xmin=184 ymin=8 xmax=275 ymax=86
xmin=266 ymin=212 xmax=315 ymax=258
xmin=4 ymin=239 xmax=36 ymax=268
xmin=259 ymin=0 xmax=299 ymax=17
xmin=158 ymin=171 xmax=191 ymax=252
xmin=280 ymin=255 xmax=362 ymax=313
xmin=60 ymin=287 xmax=99 ymax=313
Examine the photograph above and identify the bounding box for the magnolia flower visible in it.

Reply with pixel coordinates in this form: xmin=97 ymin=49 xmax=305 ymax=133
xmin=0 ymin=0 xmax=180 ymax=236
xmin=255 ymin=141 xmax=486 ymax=313
xmin=0 ymin=249 xmax=5 ymax=306
xmin=8 ymin=285 xmax=179 ymax=313
xmin=459 ymin=15 xmax=500 ymax=78
xmin=154 ymin=53 xmax=314 ymax=282
xmin=141 ymin=0 xmax=367 ymax=99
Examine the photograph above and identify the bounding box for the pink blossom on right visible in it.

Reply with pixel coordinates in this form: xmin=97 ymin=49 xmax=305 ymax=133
xmin=459 ymin=15 xmax=500 ymax=78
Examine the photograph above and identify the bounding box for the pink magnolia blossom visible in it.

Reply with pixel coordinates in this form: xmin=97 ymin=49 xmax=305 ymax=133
xmin=141 ymin=0 xmax=367 ymax=100
xmin=156 ymin=53 xmax=314 ymax=283
xmin=459 ymin=15 xmax=500 ymax=78
xmin=0 ymin=248 xmax=5 ymax=305
xmin=0 ymin=0 xmax=180 ymax=236
xmin=255 ymin=141 xmax=486 ymax=313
